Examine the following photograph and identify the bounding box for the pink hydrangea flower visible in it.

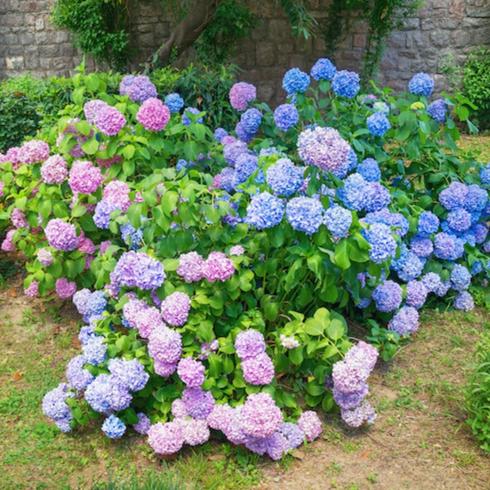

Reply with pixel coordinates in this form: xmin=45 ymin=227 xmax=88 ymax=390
xmin=55 ymin=278 xmax=77 ymax=299
xmin=103 ymin=180 xmax=131 ymax=212
xmin=229 ymin=82 xmax=256 ymax=111
xmin=84 ymin=99 xmax=109 ymax=125
xmin=95 ymin=105 xmax=126 ymax=136
xmin=177 ymin=252 xmax=204 ymax=283
xmin=11 ymin=208 xmax=28 ymax=229
xmin=297 ymin=411 xmax=322 ymax=442
xmin=41 ymin=155 xmax=68 ymax=184
xmin=19 ymin=140 xmax=50 ymax=164
xmin=148 ymin=421 xmax=184 ymax=455
xmin=37 ymin=248 xmax=53 ymax=267
xmin=1 ymin=229 xmax=16 ymax=252
xmin=160 ymin=291 xmax=191 ymax=327
xmin=202 ymin=252 xmax=235 ymax=282
xmin=24 ymin=280 xmax=39 ymax=298
xmin=136 ymin=98 xmax=171 ymax=132
xmin=69 ymin=160 xmax=103 ymax=194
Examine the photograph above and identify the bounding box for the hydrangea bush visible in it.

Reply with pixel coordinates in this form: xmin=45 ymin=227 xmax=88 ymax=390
xmin=0 ymin=63 xmax=488 ymax=460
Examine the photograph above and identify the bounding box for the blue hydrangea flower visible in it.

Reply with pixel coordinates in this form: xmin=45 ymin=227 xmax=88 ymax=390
xmin=439 ymin=182 xmax=468 ymax=210
xmin=471 ymin=261 xmax=483 ymax=275
xmin=214 ymin=127 xmax=228 ymax=142
xmin=66 ymin=355 xmax=94 ymax=391
xmin=240 ymin=108 xmax=263 ymax=135
xmin=235 ymin=122 xmax=253 ymax=143
xmin=394 ymin=251 xmax=424 ymax=282
xmin=82 ymin=336 xmax=107 ymax=365
xmin=453 ymin=291 xmax=474 ymax=311
xmin=266 ymin=158 xmax=303 ymax=197
xmin=310 ymin=58 xmax=336 ymax=81
xmin=447 ymin=208 xmax=472 ymax=232
xmin=348 ymin=149 xmax=358 ymax=171
xmin=427 ymin=99 xmax=447 ymax=123
xmin=363 ymin=209 xmax=408 ymax=236
xmin=324 ymin=205 xmax=352 ymax=239
xmin=367 ymin=112 xmax=391 ymax=137
xmin=373 ymin=101 xmax=390 ymax=114
xmin=464 ymin=185 xmax=487 ymax=212
xmin=388 ymin=306 xmax=419 ymax=336
xmin=372 ymin=280 xmax=402 ymax=312
xmin=121 ymin=223 xmax=143 ymax=250
xmin=417 ymin=211 xmax=440 ymax=236
xmin=363 ymin=223 xmax=398 ymax=264
xmin=182 ymin=107 xmax=203 ymax=126
xmin=357 ymin=158 xmax=381 ymax=182
xmin=408 ymin=73 xmax=434 ymax=97
xmin=234 ymin=153 xmax=258 ymax=185
xmin=93 ymin=200 xmax=117 ymax=229
xmin=286 ymin=197 xmax=323 ymax=235
xmin=450 ymin=264 xmax=471 ymax=291
xmin=480 ymin=164 xmax=490 ymax=186
xmin=245 ymin=192 xmax=285 ymax=230
xmin=332 ymin=70 xmax=360 ymax=98
xmin=363 ymin=183 xmax=391 ymax=212
xmin=73 ymin=289 xmax=107 ymax=322
xmin=102 ymin=415 xmax=126 ymax=439
xmin=84 ymin=374 xmax=132 ymax=413
xmin=108 ymin=358 xmax=149 ymax=392
xmin=406 ymin=280 xmax=428 ymax=309
xmin=338 ymin=173 xmax=366 ymax=211
xmin=164 ymin=93 xmax=184 ymax=113
xmin=410 ymin=235 xmax=433 ymax=257
xmin=433 ymin=232 xmax=465 ymax=261
xmin=282 ymin=68 xmax=310 ymax=95
xmin=274 ymin=104 xmax=299 ymax=131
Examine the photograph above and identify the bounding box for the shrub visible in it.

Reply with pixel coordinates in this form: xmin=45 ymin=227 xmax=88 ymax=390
xmin=466 ymin=330 xmax=490 ymax=452
xmin=0 ymin=61 xmax=488 ymax=461
xmin=463 ymin=47 xmax=490 ymax=130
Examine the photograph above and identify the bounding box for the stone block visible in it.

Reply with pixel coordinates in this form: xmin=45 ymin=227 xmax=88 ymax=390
xmin=35 ymin=16 xmax=44 ymax=31
xmin=6 ymin=56 xmax=24 ymax=69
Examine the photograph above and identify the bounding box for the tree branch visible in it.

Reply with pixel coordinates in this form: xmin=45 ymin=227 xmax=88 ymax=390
xmin=145 ymin=0 xmax=223 ymax=71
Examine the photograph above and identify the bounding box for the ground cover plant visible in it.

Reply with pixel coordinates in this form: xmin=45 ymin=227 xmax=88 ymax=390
xmin=0 ymin=59 xmax=488 ymax=462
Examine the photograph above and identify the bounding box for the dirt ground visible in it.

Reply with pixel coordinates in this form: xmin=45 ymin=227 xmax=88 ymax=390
xmin=0 ymin=272 xmax=489 ymax=490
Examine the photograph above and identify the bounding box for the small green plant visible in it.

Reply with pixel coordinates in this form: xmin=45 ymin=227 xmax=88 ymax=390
xmin=465 ymin=330 xmax=490 ymax=452
xmin=463 ymin=47 xmax=490 ymax=130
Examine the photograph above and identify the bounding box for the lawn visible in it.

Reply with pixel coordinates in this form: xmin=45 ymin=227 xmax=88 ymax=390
xmin=0 ymin=135 xmax=489 ymax=489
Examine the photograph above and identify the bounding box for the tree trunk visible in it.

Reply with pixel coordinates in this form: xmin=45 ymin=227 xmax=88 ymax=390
xmin=145 ymin=0 xmax=223 ymax=71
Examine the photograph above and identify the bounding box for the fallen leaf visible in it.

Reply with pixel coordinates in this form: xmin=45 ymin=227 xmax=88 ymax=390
xmin=12 ymin=371 xmax=23 ymax=381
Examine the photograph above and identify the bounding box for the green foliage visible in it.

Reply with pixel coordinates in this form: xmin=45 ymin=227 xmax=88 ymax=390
xmin=465 ymin=329 xmax=490 ymax=452
xmin=278 ymin=0 xmax=317 ymax=38
xmin=194 ymin=0 xmax=256 ymax=65
xmin=52 ymin=0 xmax=130 ymax=70
xmin=463 ymin=47 xmax=490 ymax=130
xmin=323 ymin=0 xmax=420 ymax=80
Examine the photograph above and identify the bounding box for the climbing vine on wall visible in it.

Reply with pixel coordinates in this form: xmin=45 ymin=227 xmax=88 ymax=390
xmin=323 ymin=0 xmax=420 ymax=81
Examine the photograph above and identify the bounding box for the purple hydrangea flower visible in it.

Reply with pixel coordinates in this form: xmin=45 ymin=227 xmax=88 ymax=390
xmin=108 ymin=358 xmax=149 ymax=392
xmin=427 ymin=99 xmax=447 ymax=123
xmin=434 ymin=232 xmax=465 ymax=261
xmin=373 ymin=280 xmax=402 ymax=312
xmin=120 ymin=75 xmax=157 ymax=103
xmin=341 ymin=400 xmax=376 ymax=428
xmin=182 ymin=387 xmax=215 ymax=420
xmin=133 ymin=412 xmax=151 ymax=434
xmin=235 ymin=330 xmax=266 ymax=360
xmin=177 ymin=252 xmax=204 ymax=283
xmin=406 ymin=280 xmax=428 ymax=309
xmin=82 ymin=336 xmax=107 ymax=365
xmin=148 ymin=421 xmax=184 ymax=455
xmin=453 ymin=291 xmax=474 ymax=311
xmin=241 ymin=393 xmax=283 ymax=439
xmin=181 ymin=418 xmax=210 ymax=446
xmin=148 ymin=327 xmax=182 ymax=364
xmin=42 ymin=383 xmax=73 ymax=432
xmin=137 ymin=98 xmax=171 ymax=132
xmin=229 ymin=82 xmax=256 ymax=111
xmin=45 ymin=219 xmax=79 ymax=251
xmin=242 ymin=353 xmax=275 ymax=385
xmin=418 ymin=211 xmax=440 ymax=236
xmin=84 ymin=374 xmax=132 ymax=413
xmin=297 ymin=411 xmax=322 ymax=442
xmin=41 ymin=155 xmax=68 ymax=184
xmin=234 ymin=153 xmax=258 ymax=185
xmin=279 ymin=422 xmax=304 ymax=449
xmin=410 ymin=235 xmax=433 ymax=258
xmin=110 ymin=251 xmax=165 ymax=290
xmin=273 ymin=104 xmax=299 ymax=131
xmin=240 ymin=108 xmax=262 ymax=135
xmin=447 ymin=208 xmax=472 ymax=232
xmin=388 ymin=306 xmax=419 ymax=336
xmin=439 ymin=182 xmax=468 ymax=211
xmin=202 ymin=251 xmax=235 ymax=282
xmin=95 ymin=105 xmax=126 ymax=136
xmin=363 ymin=223 xmax=398 ymax=264
xmin=160 ymin=291 xmax=191 ymax=326
xmin=450 ymin=264 xmax=471 ymax=291
xmin=177 ymin=357 xmax=205 ymax=387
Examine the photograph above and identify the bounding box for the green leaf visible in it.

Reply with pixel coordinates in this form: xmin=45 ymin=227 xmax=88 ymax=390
xmin=71 ymin=204 xmax=87 ymax=218
xmin=161 ymin=191 xmax=179 ymax=216
xmin=81 ymin=138 xmax=99 ymax=155
xmin=122 ymin=144 xmax=135 ymax=159
xmin=289 ymin=347 xmax=303 ymax=366
xmin=334 ymin=240 xmax=351 ymax=270
xmin=326 ymin=319 xmax=345 ymax=341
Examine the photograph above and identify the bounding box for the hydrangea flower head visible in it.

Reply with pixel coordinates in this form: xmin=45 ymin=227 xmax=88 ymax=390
xmin=245 ymin=192 xmax=285 ymax=230
xmin=102 ymin=415 xmax=126 ymax=439
xmin=202 ymin=251 xmax=235 ymax=282
xmin=324 ymin=205 xmax=352 ymax=240
xmin=41 ymin=155 xmax=68 ymax=184
xmin=298 ymin=126 xmax=351 ymax=176
xmin=367 ymin=112 xmax=391 ymax=137
xmin=311 ymin=58 xmax=336 ymax=81
xmin=341 ymin=400 xmax=376 ymax=428
xmin=66 ymin=355 xmax=94 ymax=391
xmin=182 ymin=107 xmax=203 ymax=126
xmin=110 ymin=251 xmax=165 ymax=290
xmin=372 ymin=280 xmax=402 ymax=312
xmin=433 ymin=232 xmax=464 ymax=261
xmin=45 ymin=219 xmax=79 ymax=251
xmin=160 ymin=291 xmax=191 ymax=326
xmin=286 ymin=197 xmax=324 ymax=235
xmin=332 ymin=70 xmax=360 ymax=98
xmin=69 ymin=160 xmax=103 ymax=194
xmin=55 ymin=278 xmax=77 ymax=299
xmin=357 ymin=158 xmax=380 ymax=182
xmin=408 ymin=72 xmax=434 ymax=97
xmin=24 ymin=280 xmax=39 ymax=298
xmin=242 ymin=352 xmax=275 ymax=385
xmin=274 ymin=104 xmax=299 ymax=131
xmin=439 ymin=182 xmax=468 ymax=210
xmin=266 ymin=158 xmax=303 ymax=197
xmin=108 ymin=358 xmax=149 ymax=392
xmin=388 ymin=306 xmax=419 ymax=336
xmin=453 ymin=291 xmax=474 ymax=311
xmin=450 ymin=264 xmax=471 ymax=291
xmin=229 ymin=82 xmax=256 ymax=111
xmin=148 ymin=327 xmax=182 ymax=364
xmin=95 ymin=105 xmax=126 ymax=136
xmin=177 ymin=252 xmax=204 ymax=283
xmin=235 ymin=330 xmax=266 ymax=360
xmin=120 ymin=75 xmax=157 ymax=102
xmin=418 ymin=211 xmax=440 ymax=236
xmin=427 ymin=99 xmax=447 ymax=123
xmin=241 ymin=393 xmax=283 ymax=439
xmin=182 ymin=387 xmax=215 ymax=419
xmin=177 ymin=357 xmax=205 ymax=387
xmin=406 ymin=280 xmax=428 ymax=309
xmin=133 ymin=413 xmax=151 ymax=434
xmin=164 ymin=93 xmax=184 ymax=113
xmin=363 ymin=223 xmax=397 ymax=264
xmin=447 ymin=208 xmax=472 ymax=232
xmin=148 ymin=421 xmax=184 ymax=455
xmin=19 ymin=140 xmax=50 ymax=164
xmin=137 ymin=98 xmax=171 ymax=132
xmin=282 ymin=68 xmax=310 ymax=95
xmin=297 ymin=411 xmax=322 ymax=442
xmin=240 ymin=108 xmax=262 ymax=135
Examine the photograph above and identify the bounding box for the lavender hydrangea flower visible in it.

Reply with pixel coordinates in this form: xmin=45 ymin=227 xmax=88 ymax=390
xmin=410 ymin=235 xmax=433 ymax=257
xmin=242 ymin=353 xmax=275 ymax=385
xmin=297 ymin=411 xmax=322 ymax=442
xmin=148 ymin=421 xmax=184 ymax=455
xmin=41 ymin=155 xmax=67 ymax=184
xmin=108 ymin=358 xmax=149 ymax=392
xmin=110 ymin=251 xmax=165 ymax=290
xmin=73 ymin=289 xmax=107 ymax=321
xmin=214 ymin=127 xmax=228 ymax=142
xmin=223 ymin=140 xmax=249 ymax=166
xmin=120 ymin=75 xmax=157 ymax=103
xmin=229 ymin=82 xmax=256 ymax=111
xmin=450 ymin=264 xmax=471 ymax=291
xmin=367 ymin=112 xmax=391 ymax=137
xmin=298 ymin=126 xmax=351 ymax=176
xmin=45 ymin=219 xmax=78 ymax=251
xmin=341 ymin=400 xmax=376 ymax=428
xmin=102 ymin=415 xmax=126 ymax=439
xmin=245 ymin=192 xmax=284 ymax=230
xmin=42 ymin=383 xmax=73 ymax=432
xmin=447 ymin=208 xmax=472 ymax=232
xmin=182 ymin=387 xmax=215 ymax=419
xmin=181 ymin=418 xmax=210 ymax=446
xmin=241 ymin=393 xmax=283 ymax=439
xmin=427 ymin=99 xmax=447 ymax=123
xmin=202 ymin=252 xmax=235 ymax=282
xmin=84 ymin=374 xmax=132 ymax=413
xmin=148 ymin=327 xmax=182 ymax=364
xmin=82 ymin=336 xmax=107 ymax=365
xmin=332 ymin=70 xmax=360 ymax=98
xmin=406 ymin=280 xmax=428 ymax=309
xmin=177 ymin=252 xmax=204 ymax=283
xmin=235 ymin=330 xmax=266 ymax=360
xmin=282 ymin=68 xmax=310 ymax=95
xmin=279 ymin=422 xmax=304 ymax=449
xmin=433 ymin=232 xmax=465 ymax=261
xmin=453 ymin=291 xmax=474 ymax=311
xmin=273 ymin=104 xmax=299 ymax=131
xmin=286 ymin=197 xmax=324 ymax=235
xmin=160 ymin=291 xmax=191 ymax=326
xmin=177 ymin=357 xmax=205 ymax=387
xmin=311 ymin=58 xmax=336 ymax=81
xmin=388 ymin=306 xmax=419 ymax=336
xmin=133 ymin=413 xmax=151 ymax=434
xmin=372 ymin=280 xmax=403 ymax=312
xmin=408 ymin=73 xmax=434 ymax=97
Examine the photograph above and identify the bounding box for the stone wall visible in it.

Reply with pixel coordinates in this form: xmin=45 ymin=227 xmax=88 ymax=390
xmin=1 ymin=0 xmax=489 ymax=104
